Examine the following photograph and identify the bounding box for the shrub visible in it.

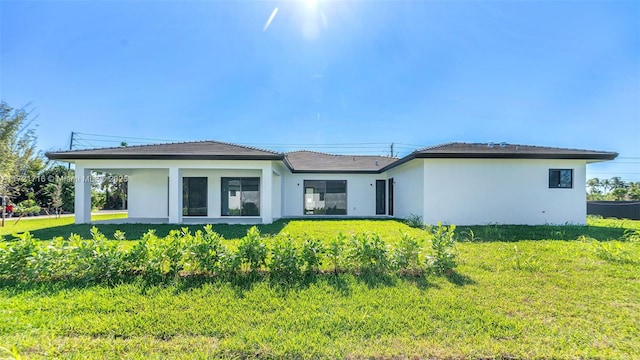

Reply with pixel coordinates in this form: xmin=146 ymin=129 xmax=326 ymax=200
xmin=113 ymin=230 xmax=126 ymax=241
xmin=347 ymin=232 xmax=390 ymax=273
xmin=123 ymin=229 xmax=155 ymax=275
xmin=426 ymin=223 xmax=458 ymax=274
xmin=327 ymin=232 xmax=346 ymax=274
xmin=75 ymin=227 xmax=125 ymax=281
xmin=269 ymin=235 xmax=301 ymax=281
xmin=404 ymin=214 xmax=424 ymax=229
xmin=14 ymin=199 xmax=41 ymax=216
xmin=391 ymin=232 xmax=422 ymax=271
xmin=0 ymin=232 xmax=38 ymax=280
xmin=237 ymin=226 xmax=267 ymax=273
xmin=300 ymin=237 xmax=324 ymax=273
xmin=144 ymin=229 xmax=190 ymax=278
xmin=189 ymin=225 xmax=228 ymax=275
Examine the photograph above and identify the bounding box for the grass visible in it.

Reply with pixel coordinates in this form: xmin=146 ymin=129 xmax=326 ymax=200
xmin=1 ymin=214 xmax=635 ymax=242
xmin=1 ymin=218 xmax=639 ymax=358
xmin=0 ymin=213 xmax=127 ymax=238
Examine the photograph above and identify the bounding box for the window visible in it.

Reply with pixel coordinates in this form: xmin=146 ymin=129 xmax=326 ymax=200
xmin=221 ymin=177 xmax=260 ymax=216
xmin=549 ymin=169 xmax=573 ymax=188
xmin=376 ymin=180 xmax=386 ymax=215
xmin=304 ymin=180 xmax=347 ymax=215
xmin=183 ymin=177 xmax=208 ymax=216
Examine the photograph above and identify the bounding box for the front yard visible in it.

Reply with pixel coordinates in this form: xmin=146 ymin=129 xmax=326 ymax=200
xmin=1 ymin=218 xmax=639 ymax=359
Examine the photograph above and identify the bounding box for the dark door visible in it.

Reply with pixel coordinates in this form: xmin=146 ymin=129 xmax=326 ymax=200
xmin=388 ymin=178 xmax=394 ymax=216
xmin=376 ymin=180 xmax=386 ymax=215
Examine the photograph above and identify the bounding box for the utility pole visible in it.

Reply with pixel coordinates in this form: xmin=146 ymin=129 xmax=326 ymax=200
xmin=68 ymin=132 xmax=75 ymax=169
xmin=390 ymin=143 xmax=395 ymax=157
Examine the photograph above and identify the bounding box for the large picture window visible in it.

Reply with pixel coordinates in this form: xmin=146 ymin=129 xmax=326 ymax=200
xmin=183 ymin=177 xmax=208 ymax=216
xmin=304 ymin=180 xmax=347 ymax=215
xmin=221 ymin=177 xmax=260 ymax=216
xmin=549 ymin=169 xmax=573 ymax=189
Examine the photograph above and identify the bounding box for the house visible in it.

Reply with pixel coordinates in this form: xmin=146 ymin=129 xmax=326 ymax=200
xmin=45 ymin=141 xmax=617 ymax=225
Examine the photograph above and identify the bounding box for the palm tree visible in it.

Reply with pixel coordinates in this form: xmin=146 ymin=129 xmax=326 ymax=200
xmin=587 ymin=178 xmax=601 ymax=194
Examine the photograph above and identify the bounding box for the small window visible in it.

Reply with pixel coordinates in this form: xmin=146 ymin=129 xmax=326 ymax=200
xmin=549 ymin=169 xmax=573 ymax=189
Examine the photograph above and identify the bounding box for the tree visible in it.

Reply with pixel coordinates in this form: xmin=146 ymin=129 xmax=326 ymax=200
xmin=0 ymin=101 xmax=42 ymax=226
xmin=32 ymin=166 xmax=75 ymax=213
xmin=628 ymin=182 xmax=640 ymax=201
xmin=587 ymin=178 xmax=601 ymax=194
xmin=46 ymin=177 xmax=64 ymax=218
xmin=610 ymin=176 xmax=626 ymax=191
xmin=600 ymin=178 xmax=612 ymax=194
xmin=611 ymin=187 xmax=628 ymax=201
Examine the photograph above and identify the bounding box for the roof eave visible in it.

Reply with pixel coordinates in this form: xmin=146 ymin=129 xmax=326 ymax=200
xmin=412 ymin=153 xmax=619 ymax=160
xmin=45 ymin=153 xmax=285 ymax=161
xmin=289 ymin=169 xmax=383 ymax=174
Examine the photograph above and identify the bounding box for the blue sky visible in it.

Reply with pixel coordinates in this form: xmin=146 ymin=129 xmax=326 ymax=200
xmin=1 ymin=0 xmax=639 ymax=181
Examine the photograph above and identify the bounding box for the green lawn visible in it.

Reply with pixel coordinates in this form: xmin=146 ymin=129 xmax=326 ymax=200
xmin=1 ymin=214 xmax=636 ymax=242
xmin=1 ymin=218 xmax=639 ymax=358
xmin=0 ymin=213 xmax=127 ymax=239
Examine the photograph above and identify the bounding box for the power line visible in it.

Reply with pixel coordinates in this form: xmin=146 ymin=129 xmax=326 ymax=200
xmin=74 ymin=132 xmax=176 ymax=142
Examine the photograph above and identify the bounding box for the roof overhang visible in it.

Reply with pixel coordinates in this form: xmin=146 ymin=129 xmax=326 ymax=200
xmin=45 ymin=153 xmax=284 ymax=161
xmin=380 ymin=151 xmax=618 ymax=172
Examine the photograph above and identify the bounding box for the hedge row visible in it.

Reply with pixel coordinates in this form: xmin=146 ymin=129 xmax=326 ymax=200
xmin=0 ymin=225 xmax=457 ymax=282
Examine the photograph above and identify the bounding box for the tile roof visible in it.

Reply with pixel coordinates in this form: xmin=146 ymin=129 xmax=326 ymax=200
xmin=379 ymin=142 xmax=618 ymax=171
xmin=413 ymin=142 xmax=618 ymax=159
xmin=45 ymin=140 xmax=617 ymax=171
xmin=284 ymin=151 xmax=397 ymax=173
xmin=45 ymin=140 xmax=283 ymax=160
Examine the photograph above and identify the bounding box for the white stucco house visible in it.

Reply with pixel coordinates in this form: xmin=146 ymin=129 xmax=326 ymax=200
xmin=45 ymin=141 xmax=617 ymax=225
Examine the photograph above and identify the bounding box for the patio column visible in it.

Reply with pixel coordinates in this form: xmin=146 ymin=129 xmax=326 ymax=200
xmin=168 ymin=167 xmax=183 ymax=224
xmin=261 ymin=163 xmax=273 ymax=224
xmin=74 ymin=166 xmax=92 ymax=224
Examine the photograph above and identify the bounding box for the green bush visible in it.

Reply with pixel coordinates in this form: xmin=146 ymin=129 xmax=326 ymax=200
xmin=404 ymin=214 xmax=425 ymax=229
xmin=346 ymin=232 xmax=390 ymax=273
xmin=426 ymin=223 xmax=458 ymax=274
xmin=237 ymin=226 xmax=267 ymax=273
xmin=0 ymin=224 xmax=468 ymax=283
xmin=391 ymin=232 xmax=422 ymax=270
xmin=189 ymin=225 xmax=228 ymax=275
xmin=269 ymin=235 xmax=301 ymax=280
xmin=327 ymin=232 xmax=346 ymax=274
xmin=0 ymin=232 xmax=38 ymax=280
xmin=14 ymin=199 xmax=41 ymax=216
xmin=301 ymin=237 xmax=324 ymax=273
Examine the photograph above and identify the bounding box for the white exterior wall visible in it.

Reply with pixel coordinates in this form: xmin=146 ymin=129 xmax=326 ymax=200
xmin=128 ymin=169 xmax=169 ymax=219
xmin=74 ymin=159 xmax=278 ymax=224
xmin=422 ymin=159 xmax=587 ymax=225
xmin=385 ymin=160 xmax=425 ymax=220
xmin=74 ymin=157 xmax=590 ymax=225
xmin=282 ymin=173 xmax=387 ymax=217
